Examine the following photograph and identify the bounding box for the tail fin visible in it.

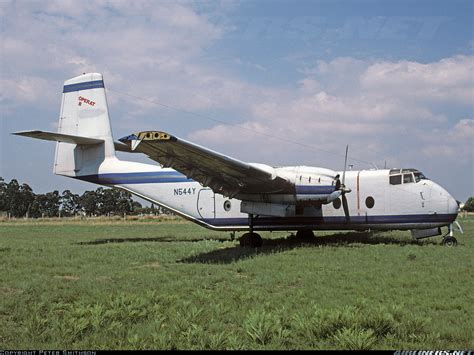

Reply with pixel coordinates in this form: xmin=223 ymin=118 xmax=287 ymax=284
xmin=55 ymin=73 xmax=116 ymax=176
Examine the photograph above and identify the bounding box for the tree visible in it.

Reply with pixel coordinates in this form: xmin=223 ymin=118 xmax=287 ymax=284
xmin=80 ymin=190 xmax=99 ymax=216
xmin=29 ymin=194 xmax=45 ymax=218
xmin=0 ymin=177 xmax=146 ymax=218
xmin=3 ymin=180 xmax=36 ymax=217
xmin=98 ymin=188 xmax=139 ymax=215
xmin=100 ymin=188 xmax=119 ymax=215
xmin=115 ymin=189 xmax=136 ymax=215
xmin=0 ymin=177 xmax=6 ymax=211
xmin=61 ymin=190 xmax=80 ymax=216
xmin=463 ymin=197 xmax=474 ymax=212
xmin=44 ymin=191 xmax=60 ymax=217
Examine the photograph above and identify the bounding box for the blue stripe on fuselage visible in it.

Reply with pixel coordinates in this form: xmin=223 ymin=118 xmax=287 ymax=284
xmin=63 ymin=80 xmax=105 ymax=93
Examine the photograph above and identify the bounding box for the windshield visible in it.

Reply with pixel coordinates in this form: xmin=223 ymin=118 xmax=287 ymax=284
xmin=414 ymin=171 xmax=428 ymax=183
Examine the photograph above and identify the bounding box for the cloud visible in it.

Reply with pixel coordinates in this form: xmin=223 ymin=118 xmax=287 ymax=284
xmin=190 ymin=55 xmax=473 ymax=169
xmin=360 ymin=55 xmax=474 ymax=105
xmin=0 ymin=1 xmax=231 ymax=112
xmin=1 ymin=1 xmax=472 ymax=199
xmin=421 ymin=119 xmax=474 ymax=161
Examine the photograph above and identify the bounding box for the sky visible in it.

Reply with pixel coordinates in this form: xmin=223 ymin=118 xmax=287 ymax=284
xmin=1 ymin=0 xmax=473 ymax=202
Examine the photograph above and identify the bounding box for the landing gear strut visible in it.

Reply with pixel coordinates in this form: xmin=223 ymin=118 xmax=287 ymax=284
xmin=239 ymin=214 xmax=263 ymax=247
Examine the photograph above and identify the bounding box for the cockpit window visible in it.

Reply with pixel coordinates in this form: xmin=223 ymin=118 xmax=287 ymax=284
xmin=403 ymin=173 xmax=414 ymax=184
xmin=390 ymin=175 xmax=402 ymax=185
xmin=414 ymin=172 xmax=428 ymax=183
xmin=390 ymin=168 xmax=428 ymax=184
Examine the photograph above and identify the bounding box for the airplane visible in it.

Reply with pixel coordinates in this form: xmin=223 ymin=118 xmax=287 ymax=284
xmin=13 ymin=73 xmax=463 ymax=247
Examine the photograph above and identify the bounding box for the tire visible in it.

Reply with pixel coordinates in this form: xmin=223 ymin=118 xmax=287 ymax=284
xmin=296 ymin=230 xmax=315 ymax=240
xmin=239 ymin=232 xmax=263 ymax=248
xmin=442 ymin=236 xmax=458 ymax=247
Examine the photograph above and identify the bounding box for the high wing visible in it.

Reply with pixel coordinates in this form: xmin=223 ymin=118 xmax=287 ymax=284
xmin=119 ymin=131 xmax=292 ymax=198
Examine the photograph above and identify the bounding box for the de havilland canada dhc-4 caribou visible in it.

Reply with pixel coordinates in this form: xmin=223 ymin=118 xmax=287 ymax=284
xmin=14 ymin=73 xmax=463 ymax=247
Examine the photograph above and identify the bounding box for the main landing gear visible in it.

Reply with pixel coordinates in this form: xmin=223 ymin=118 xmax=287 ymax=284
xmin=239 ymin=232 xmax=263 ymax=247
xmin=239 ymin=213 xmax=263 ymax=248
xmin=441 ymin=222 xmax=463 ymax=247
xmin=296 ymin=229 xmax=315 ymax=241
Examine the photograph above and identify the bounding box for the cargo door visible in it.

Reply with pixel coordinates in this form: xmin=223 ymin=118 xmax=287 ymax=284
xmin=197 ymin=188 xmax=215 ymax=219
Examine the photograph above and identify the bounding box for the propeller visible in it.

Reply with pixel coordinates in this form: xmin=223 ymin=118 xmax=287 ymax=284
xmin=336 ymin=145 xmax=351 ymax=222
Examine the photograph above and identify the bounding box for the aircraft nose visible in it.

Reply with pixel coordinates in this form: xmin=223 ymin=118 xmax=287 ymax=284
xmin=431 ymin=181 xmax=458 ymax=215
xmin=447 ymin=195 xmax=459 ymax=215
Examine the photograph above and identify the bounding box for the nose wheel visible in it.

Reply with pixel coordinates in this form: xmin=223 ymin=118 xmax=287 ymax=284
xmin=442 ymin=236 xmax=457 ymax=247
xmin=441 ymin=223 xmax=460 ymax=247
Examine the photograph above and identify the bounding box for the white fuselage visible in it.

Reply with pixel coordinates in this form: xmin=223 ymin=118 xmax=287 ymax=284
xmin=74 ymin=157 xmax=458 ymax=232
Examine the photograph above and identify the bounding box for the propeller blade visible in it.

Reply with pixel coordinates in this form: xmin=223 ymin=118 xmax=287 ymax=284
xmin=342 ymin=144 xmax=348 ymax=186
xmin=342 ymin=193 xmax=350 ymax=222
xmin=327 ymin=190 xmax=342 ymax=203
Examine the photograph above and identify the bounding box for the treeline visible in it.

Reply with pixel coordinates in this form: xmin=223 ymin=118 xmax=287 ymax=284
xmin=0 ymin=177 xmax=166 ymax=218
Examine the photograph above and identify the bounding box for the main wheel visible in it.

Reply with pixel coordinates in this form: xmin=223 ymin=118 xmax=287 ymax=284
xmin=442 ymin=236 xmax=457 ymax=247
xmin=296 ymin=229 xmax=315 ymax=241
xmin=239 ymin=232 xmax=263 ymax=248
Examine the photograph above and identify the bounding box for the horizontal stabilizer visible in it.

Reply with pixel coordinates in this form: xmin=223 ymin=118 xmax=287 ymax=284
xmin=13 ymin=130 xmax=104 ymax=145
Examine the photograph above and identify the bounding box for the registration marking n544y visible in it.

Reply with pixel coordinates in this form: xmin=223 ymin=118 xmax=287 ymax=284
xmin=174 ymin=187 xmax=196 ymax=196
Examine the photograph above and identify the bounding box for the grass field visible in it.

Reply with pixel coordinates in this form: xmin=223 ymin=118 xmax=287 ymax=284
xmin=0 ymin=216 xmax=473 ymax=350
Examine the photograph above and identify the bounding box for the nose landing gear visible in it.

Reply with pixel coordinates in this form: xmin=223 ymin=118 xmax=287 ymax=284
xmin=442 ymin=222 xmax=463 ymax=247
xmin=442 ymin=236 xmax=457 ymax=247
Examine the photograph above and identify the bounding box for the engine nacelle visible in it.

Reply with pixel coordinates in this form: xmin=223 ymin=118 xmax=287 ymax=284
xmin=238 ymin=166 xmax=344 ymax=209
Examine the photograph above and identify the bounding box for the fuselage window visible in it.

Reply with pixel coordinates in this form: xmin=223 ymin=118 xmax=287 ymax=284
xmin=403 ymin=173 xmax=414 ymax=184
xmin=389 ymin=175 xmax=402 ymax=185
xmin=223 ymin=200 xmax=232 ymax=212
xmin=365 ymin=196 xmax=375 ymax=209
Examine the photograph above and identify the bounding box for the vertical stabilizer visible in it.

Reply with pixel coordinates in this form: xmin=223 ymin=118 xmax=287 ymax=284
xmin=54 ymin=73 xmax=115 ymax=176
